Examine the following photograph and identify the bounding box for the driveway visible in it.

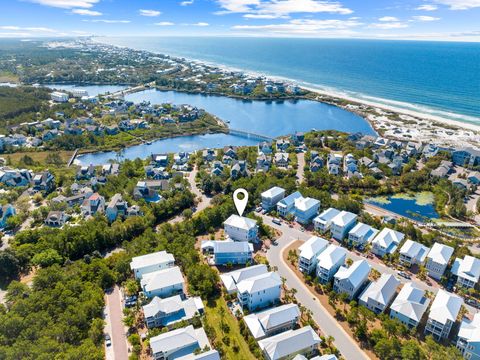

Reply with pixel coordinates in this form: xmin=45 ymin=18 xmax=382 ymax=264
xmin=187 ymin=166 xmax=211 ymax=213
xmin=104 ymin=286 xmax=129 ymax=360
xmin=296 ymin=152 xmax=305 ymax=184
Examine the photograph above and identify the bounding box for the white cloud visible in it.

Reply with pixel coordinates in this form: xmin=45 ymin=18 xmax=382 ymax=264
xmin=432 ymin=0 xmax=480 ymax=10
xmin=83 ymin=19 xmax=131 ymax=23
xmin=412 ymin=15 xmax=440 ymax=21
xmin=180 ymin=0 xmax=194 ymax=5
xmin=378 ymin=16 xmax=399 ymax=21
xmin=193 ymin=22 xmax=210 ymax=26
xmin=243 ymin=13 xmax=289 ymax=19
xmin=0 ymin=25 xmax=56 ymax=32
xmin=415 ymin=4 xmax=438 ymax=11
xmin=155 ymin=22 xmax=175 ymax=26
xmin=26 ymin=0 xmax=99 ymax=9
xmin=139 ymin=9 xmax=162 ymax=17
xmin=71 ymin=8 xmax=102 ymax=15
xmin=216 ymin=0 xmax=352 ymax=18
xmin=369 ymin=22 xmax=408 ymax=29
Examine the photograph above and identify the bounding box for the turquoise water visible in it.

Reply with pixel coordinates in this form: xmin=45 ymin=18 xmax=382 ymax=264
xmin=100 ymin=37 xmax=480 ymax=125
xmin=367 ymin=196 xmax=439 ymax=221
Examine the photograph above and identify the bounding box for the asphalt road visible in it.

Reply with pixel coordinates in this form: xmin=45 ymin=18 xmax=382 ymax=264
xmin=104 ymin=286 xmax=128 ymax=360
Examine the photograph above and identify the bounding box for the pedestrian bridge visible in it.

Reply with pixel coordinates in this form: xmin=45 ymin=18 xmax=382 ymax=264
xmin=228 ymin=128 xmax=274 ymax=142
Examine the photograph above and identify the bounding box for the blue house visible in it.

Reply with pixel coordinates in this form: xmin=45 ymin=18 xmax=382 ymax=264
xmin=0 ymin=204 xmax=16 ymax=228
xmin=452 ymin=147 xmax=480 ymax=167
xmin=201 ymin=240 xmax=253 ymax=265
xmin=294 ymin=197 xmax=320 ymax=225
xmin=277 ymin=191 xmax=303 ymax=218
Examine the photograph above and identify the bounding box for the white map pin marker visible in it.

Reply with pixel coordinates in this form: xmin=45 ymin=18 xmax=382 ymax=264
xmin=233 ymin=188 xmax=248 ymax=216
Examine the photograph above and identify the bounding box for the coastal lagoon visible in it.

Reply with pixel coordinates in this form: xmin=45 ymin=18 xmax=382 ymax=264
xmin=72 ymin=86 xmax=375 ymax=165
xmin=366 ymin=192 xmax=439 ymax=222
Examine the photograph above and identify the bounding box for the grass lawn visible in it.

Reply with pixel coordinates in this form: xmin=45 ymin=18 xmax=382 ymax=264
xmin=204 ymin=296 xmax=257 ymax=360
xmin=5 ymin=150 xmax=74 ymax=165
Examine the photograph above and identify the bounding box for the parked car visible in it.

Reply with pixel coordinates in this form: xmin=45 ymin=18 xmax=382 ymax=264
xmin=124 ymin=295 xmax=137 ymax=307
xmin=105 ymin=334 xmax=111 ymax=347
xmin=255 ymin=206 xmax=262 ymax=212
xmin=398 ymin=271 xmax=411 ymax=280
xmin=272 ymin=218 xmax=282 ymax=225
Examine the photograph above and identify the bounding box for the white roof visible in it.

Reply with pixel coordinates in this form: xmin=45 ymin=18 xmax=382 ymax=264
xmin=314 ymin=207 xmax=340 ymax=224
xmin=429 ymin=289 xmax=463 ymax=324
xmin=220 ymin=264 xmax=268 ymax=292
xmin=244 ymin=303 xmax=300 ymax=339
xmin=143 ymin=295 xmax=204 ymax=319
xmin=331 ymin=210 xmax=357 ymax=227
xmin=213 ymin=241 xmax=253 ymax=254
xmin=298 ymin=236 xmax=329 ymax=261
xmin=176 ymin=350 xmax=220 ymax=360
xmin=427 ymin=243 xmax=454 ymax=265
xmin=223 ymin=214 xmax=257 ymax=230
xmin=140 ymin=266 xmax=184 ymax=293
xmin=458 ymin=313 xmax=480 ymax=343
xmin=150 ymin=325 xmax=209 ymax=356
xmin=372 ymin=228 xmax=404 ymax=248
xmin=399 ymin=240 xmax=429 ymax=262
xmin=294 ymin=197 xmax=320 ymax=211
xmin=359 ymin=274 xmax=400 ymax=307
xmin=317 ymin=244 xmax=346 ymax=270
xmin=130 ymin=251 xmax=174 ymax=271
xmin=261 ymin=186 xmax=285 ymax=199
xmin=390 ymin=283 xmax=429 ymax=322
xmin=349 ymin=222 xmax=379 ymax=241
xmin=334 ymin=259 xmax=370 ymax=288
xmin=258 ymin=326 xmax=321 ymax=360
xmin=237 ymin=272 xmax=281 ymax=294
xmin=452 ymin=255 xmax=480 ymax=283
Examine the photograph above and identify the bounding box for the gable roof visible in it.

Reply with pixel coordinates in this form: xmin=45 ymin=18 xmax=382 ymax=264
xmin=317 ymin=244 xmax=346 ymax=270
xmin=223 ymin=214 xmax=257 ymax=230
xmin=149 ymin=325 xmax=208 ymax=356
xmin=261 ymin=186 xmax=285 ymax=199
xmin=298 ymin=236 xmax=329 ymax=260
xmin=331 ymin=210 xmax=357 ymax=227
xmin=334 ymin=259 xmax=370 ymax=288
xmin=314 ymin=207 xmax=340 ymax=224
xmin=349 ymin=222 xmax=379 ymax=241
xmin=130 ymin=251 xmax=174 ymax=271
xmin=372 ymin=228 xmax=405 ymax=248
xmin=429 ymin=289 xmax=463 ymax=324
xmin=427 ymin=243 xmax=454 ymax=265
xmin=140 ymin=266 xmax=184 ymax=292
xmin=390 ymin=283 xmax=430 ymax=322
xmin=359 ymin=274 xmax=400 ymax=307
xmin=278 ymin=191 xmax=303 ymax=208
xmin=220 ymin=264 xmax=268 ymax=292
xmin=458 ymin=313 xmax=480 ymax=344
xmin=451 ymin=255 xmax=480 ymax=283
xmin=244 ymin=303 xmax=300 ymax=339
xmin=399 ymin=240 xmax=430 ymax=262
xmin=236 ymin=272 xmax=281 ymax=294
xmin=294 ymin=197 xmax=320 ymax=211
xmin=176 ymin=350 xmax=221 ymax=360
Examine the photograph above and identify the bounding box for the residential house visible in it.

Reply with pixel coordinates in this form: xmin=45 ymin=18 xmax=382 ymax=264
xmin=327 ymin=154 xmax=342 ymax=175
xmin=51 ymin=91 xmax=68 ymax=102
xmin=149 ymin=325 xmax=210 ymax=360
xmin=261 ymin=186 xmax=286 ymax=211
xmin=244 ymin=303 xmax=300 ymax=340
xmin=313 ymin=208 xmax=340 ymax=233
xmin=130 ymin=251 xmax=175 ymax=280
xmin=202 ymin=149 xmax=216 ymax=162
xmin=258 ymin=141 xmax=273 ymax=155
xmin=0 ymin=204 xmax=15 ymax=228
xmin=211 ymin=161 xmax=224 ymax=176
xmin=399 ymin=240 xmax=430 ymax=267
xmin=452 ymin=255 xmax=480 ymax=289
xmin=274 ymin=152 xmax=290 ymax=168
xmin=176 ymin=350 xmax=220 ymax=360
xmin=220 ymin=264 xmax=269 ymax=294
xmin=425 ymin=289 xmax=463 ymax=340
xmin=237 ymin=271 xmax=281 ymax=311
xmin=310 ymin=154 xmax=324 ymax=172
xmin=425 ymin=243 xmax=454 ymax=280
xmin=32 ymin=171 xmax=55 ymax=192
xmin=298 ymin=236 xmax=329 ymax=274
xmin=256 ymin=153 xmax=272 ymax=172
xmin=133 ymin=180 xmax=164 ymax=203
xmin=143 ymin=295 xmax=204 ymax=328
xmin=277 ymin=191 xmax=303 ymax=218
xmin=294 ymin=197 xmax=320 ymax=225
xmin=151 ymin=153 xmax=169 ymax=168
xmin=276 ymin=138 xmax=290 ymax=152
xmin=316 ymin=244 xmax=347 ymax=284
xmin=76 ymin=165 xmax=95 ymax=180
xmin=456 ymin=313 xmax=480 ymax=360
xmin=201 ymin=240 xmax=253 ymax=265
xmin=80 ymin=193 xmax=105 ymax=216
xmin=333 ymin=259 xmax=371 ymax=300
xmin=105 ymin=193 xmax=128 ymax=222
xmin=330 ymin=211 xmax=358 ymax=241
xmin=371 ymin=228 xmax=405 ymax=257
xmin=44 ymin=211 xmax=68 ymax=227
xmin=358 ymin=274 xmax=400 ymax=314
xmin=223 ymin=214 xmax=258 ymax=242
xmin=347 ymin=223 xmax=379 ymax=248
xmin=258 ymin=326 xmax=321 ymax=360
xmin=389 ymin=283 xmax=430 ymax=328
xmin=468 ymin=172 xmax=480 ymax=185
xmin=140 ymin=266 xmax=185 ymax=299
xmin=431 ymin=160 xmax=453 ymax=178
xmin=291 ymin=132 xmax=305 ymax=145
xmin=231 ymin=160 xmax=248 ymax=178
xmin=102 ymin=163 xmax=120 ymax=176
xmin=452 ymin=147 xmax=480 ymax=167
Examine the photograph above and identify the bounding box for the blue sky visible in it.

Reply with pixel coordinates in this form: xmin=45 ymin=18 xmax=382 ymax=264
xmin=0 ymin=0 xmax=479 ymax=41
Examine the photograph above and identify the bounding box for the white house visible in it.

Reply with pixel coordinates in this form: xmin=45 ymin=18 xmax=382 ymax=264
xmin=358 ymin=274 xmax=400 ymax=314
xmin=347 ymin=222 xmax=379 ymax=247
xmin=452 ymin=255 xmax=480 ymax=289
xmin=150 ymin=325 xmax=211 ymax=360
xmin=201 ymin=240 xmax=253 ymax=265
xmin=330 ymin=211 xmax=358 ymax=241
xmin=425 ymin=289 xmax=463 ymax=340
xmin=425 ymin=243 xmax=454 ymax=280
xmin=223 ymin=214 xmax=258 ymax=242
xmin=457 ymin=313 xmax=480 ymax=360
xmin=294 ymin=197 xmax=321 ymax=225
xmin=51 ymin=91 xmax=69 ymax=102
xmin=237 ymin=271 xmax=282 ymax=311
xmin=220 ymin=264 xmax=269 ymax=294
xmin=140 ymin=266 xmax=185 ymax=299
xmin=261 ymin=186 xmax=286 ymax=210
xmin=333 ymin=259 xmax=371 ymax=300
xmin=130 ymin=251 xmax=175 ymax=280
xmin=316 ymin=244 xmax=347 ymax=284
xmin=243 ymin=303 xmax=300 ymax=340
xmin=176 ymin=350 xmax=220 ymax=360
xmin=313 ymin=207 xmax=340 ymax=233
xmin=298 ymin=236 xmax=329 ymax=274
xmin=258 ymin=326 xmax=321 ymax=360
xmin=143 ymin=295 xmax=204 ymax=328
xmin=277 ymin=191 xmax=303 ymax=217
xmin=389 ymin=282 xmax=430 ymax=328
xmin=399 ymin=240 xmax=430 ymax=267
xmin=371 ymin=228 xmax=404 ymax=257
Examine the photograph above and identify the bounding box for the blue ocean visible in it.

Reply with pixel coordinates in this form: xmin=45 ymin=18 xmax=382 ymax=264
xmin=100 ymin=37 xmax=480 ymax=125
